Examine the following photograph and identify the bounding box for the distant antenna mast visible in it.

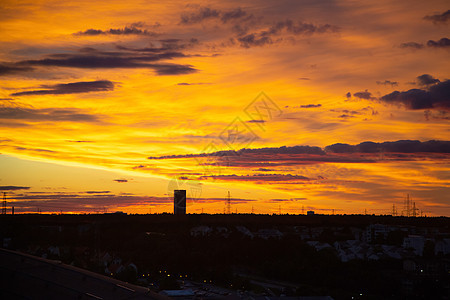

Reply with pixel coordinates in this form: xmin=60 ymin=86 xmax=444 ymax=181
xmin=226 ymin=191 xmax=231 ymax=214
xmin=2 ymin=192 xmax=6 ymax=215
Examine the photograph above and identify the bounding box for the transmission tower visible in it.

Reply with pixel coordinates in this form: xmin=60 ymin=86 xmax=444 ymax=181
xmin=392 ymin=203 xmax=397 ymax=216
xmin=226 ymin=191 xmax=231 ymax=214
xmin=403 ymin=194 xmax=415 ymax=217
xmin=412 ymin=201 xmax=419 ymax=217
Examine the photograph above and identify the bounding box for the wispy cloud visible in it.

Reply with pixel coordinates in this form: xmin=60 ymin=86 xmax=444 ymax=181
xmin=113 ymin=179 xmax=128 ymax=183
xmin=237 ymin=19 xmax=339 ymax=48
xmin=74 ymin=25 xmax=157 ymax=36
xmin=400 ymin=38 xmax=450 ymax=49
xmin=299 ymin=104 xmax=322 ymax=108
xmin=180 ymin=7 xmax=251 ymax=24
xmin=376 ymin=80 xmax=398 ymax=87
xmin=198 ymin=174 xmax=310 ymax=182
xmin=0 ymin=186 xmax=30 ymax=190
xmin=0 ymin=106 xmax=102 ymax=122
xmin=399 ymin=42 xmax=425 ymax=49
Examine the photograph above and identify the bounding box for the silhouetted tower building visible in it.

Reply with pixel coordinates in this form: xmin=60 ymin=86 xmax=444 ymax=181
xmin=174 ymin=190 xmax=186 ymax=215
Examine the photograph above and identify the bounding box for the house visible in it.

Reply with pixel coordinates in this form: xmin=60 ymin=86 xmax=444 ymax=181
xmin=364 ymin=224 xmax=392 ymax=243
xmin=160 ymin=289 xmax=195 ymax=298
xmin=256 ymin=228 xmax=283 ymax=240
xmin=190 ymin=226 xmax=212 ymax=237
xmin=435 ymin=238 xmax=450 ymax=256
xmin=99 ymin=251 xmax=112 ymax=267
xmin=403 ymin=235 xmax=425 ymax=256
xmin=235 ymin=226 xmax=254 ymax=238
xmin=308 ymin=241 xmax=332 ymax=251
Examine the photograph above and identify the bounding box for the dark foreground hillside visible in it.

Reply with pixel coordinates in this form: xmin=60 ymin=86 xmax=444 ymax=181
xmin=1 ymin=213 xmax=449 ymax=299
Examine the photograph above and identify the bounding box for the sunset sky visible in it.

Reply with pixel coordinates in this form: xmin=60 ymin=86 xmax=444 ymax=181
xmin=0 ymin=0 xmax=449 ymax=215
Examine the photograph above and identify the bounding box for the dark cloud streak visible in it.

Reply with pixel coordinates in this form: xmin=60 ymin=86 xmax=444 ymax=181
xmin=424 ymin=10 xmax=450 ymax=24
xmin=0 ymin=106 xmax=101 ymax=122
xmin=325 ymin=140 xmax=450 ymax=154
xmin=353 ymin=90 xmax=375 ymax=100
xmin=148 ymin=145 xmax=326 ymax=160
xmin=11 ymin=80 xmax=114 ymax=96
xmin=400 ymin=38 xmax=449 ymax=49
xmin=74 ymin=25 xmax=157 ymax=36
xmin=180 ymin=7 xmax=250 ymax=24
xmin=238 ymin=20 xmax=338 ymax=48
xmin=0 ymin=186 xmax=30 ymax=191
xmin=10 ymin=193 xmax=257 ymax=212
xmin=299 ymin=104 xmax=321 ymax=108
xmin=399 ymin=42 xmax=424 ymax=49
xmin=148 ymin=140 xmax=450 ymax=170
xmin=376 ymin=80 xmax=398 ymax=86
xmin=221 ymin=8 xmax=248 ymax=23
xmin=0 ymin=64 xmax=33 ymax=76
xmin=180 ymin=7 xmax=220 ymax=24
xmin=380 ymin=80 xmax=450 ymax=110
xmin=427 ymin=38 xmax=450 ymax=48
xmin=1 ymin=49 xmax=198 ymax=77
xmin=113 ymin=179 xmax=128 ymax=183
xmin=417 ymin=74 xmax=440 ymax=86
xmin=199 ymin=174 xmax=310 ymax=182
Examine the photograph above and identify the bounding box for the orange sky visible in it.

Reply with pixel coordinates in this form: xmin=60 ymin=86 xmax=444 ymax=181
xmin=0 ymin=0 xmax=449 ymax=215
